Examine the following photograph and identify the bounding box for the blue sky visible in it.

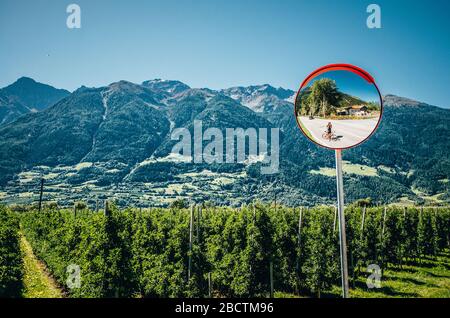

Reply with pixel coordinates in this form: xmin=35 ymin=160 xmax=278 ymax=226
xmin=0 ymin=0 xmax=449 ymax=107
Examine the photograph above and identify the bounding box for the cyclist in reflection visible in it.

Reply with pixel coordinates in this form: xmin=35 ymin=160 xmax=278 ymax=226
xmin=326 ymin=122 xmax=332 ymax=141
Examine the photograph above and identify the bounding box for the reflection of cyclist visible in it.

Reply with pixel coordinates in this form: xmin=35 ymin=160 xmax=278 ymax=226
xmin=327 ymin=122 xmax=332 ymax=134
xmin=323 ymin=122 xmax=333 ymax=141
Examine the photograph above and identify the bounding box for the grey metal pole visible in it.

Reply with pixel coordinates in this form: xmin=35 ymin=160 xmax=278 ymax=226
xmin=335 ymin=149 xmax=349 ymax=298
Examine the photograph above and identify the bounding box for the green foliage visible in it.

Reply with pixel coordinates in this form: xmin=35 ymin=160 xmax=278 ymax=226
xmin=170 ymin=199 xmax=189 ymax=209
xmin=21 ymin=208 xmax=135 ymax=297
xmin=417 ymin=208 xmax=438 ymax=257
xmin=74 ymin=201 xmax=87 ymax=211
xmin=130 ymin=208 xmax=191 ymax=297
xmin=296 ymin=78 xmax=379 ymax=119
xmin=19 ymin=205 xmax=450 ymax=298
xmin=0 ymin=206 xmax=24 ymax=297
xmin=299 ymin=78 xmax=340 ymax=117
xmin=352 ymin=198 xmax=373 ymax=207
xmin=301 ymin=207 xmax=338 ymax=297
xmin=45 ymin=201 xmax=59 ymax=210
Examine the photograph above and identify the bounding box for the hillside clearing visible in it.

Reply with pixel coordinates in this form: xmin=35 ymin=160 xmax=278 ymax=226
xmin=310 ymin=161 xmax=378 ymax=177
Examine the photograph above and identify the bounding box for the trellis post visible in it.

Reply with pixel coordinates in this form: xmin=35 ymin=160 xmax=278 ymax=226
xmin=188 ymin=205 xmax=194 ymax=280
xmin=208 ymin=272 xmax=212 ymax=298
xmin=38 ymin=178 xmax=44 ymax=212
xmin=269 ymin=261 xmax=274 ymax=298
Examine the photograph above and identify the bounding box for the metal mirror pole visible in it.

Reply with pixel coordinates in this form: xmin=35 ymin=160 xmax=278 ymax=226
xmin=335 ymin=149 xmax=349 ymax=298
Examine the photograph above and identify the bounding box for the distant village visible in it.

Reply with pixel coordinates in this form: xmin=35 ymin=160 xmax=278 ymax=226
xmin=336 ymin=105 xmax=369 ymax=116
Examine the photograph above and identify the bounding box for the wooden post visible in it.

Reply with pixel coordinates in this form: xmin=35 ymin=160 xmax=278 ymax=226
xmin=269 ymin=261 xmax=274 ymax=298
xmin=95 ymin=197 xmax=99 ymax=213
xmin=38 ymin=178 xmax=44 ymax=212
xmin=403 ymin=206 xmax=407 ymax=218
xmin=357 ymin=206 xmax=367 ymax=275
xmin=298 ymin=207 xmax=303 ymax=247
xmin=188 ymin=205 xmax=194 ymax=280
xmin=208 ymin=272 xmax=212 ymax=298
xmin=197 ymin=206 xmax=202 ymax=243
xmin=361 ymin=206 xmax=366 ymax=235
xmin=296 ymin=207 xmax=303 ymax=274
xmin=73 ymin=201 xmax=77 ymax=218
xmin=274 ymin=189 xmax=277 ymax=213
xmin=382 ymin=206 xmax=387 ymax=235
xmin=250 ymin=204 xmax=256 ymax=275
xmin=104 ymin=200 xmax=110 ymax=217
xmin=333 ymin=206 xmax=337 ymax=233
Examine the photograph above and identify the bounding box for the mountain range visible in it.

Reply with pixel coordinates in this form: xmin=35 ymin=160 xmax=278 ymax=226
xmin=0 ymin=77 xmax=69 ymax=125
xmin=0 ymin=77 xmax=448 ymax=207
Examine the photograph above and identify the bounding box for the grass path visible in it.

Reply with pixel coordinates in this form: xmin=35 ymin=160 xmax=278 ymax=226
xmin=20 ymin=233 xmax=63 ymax=298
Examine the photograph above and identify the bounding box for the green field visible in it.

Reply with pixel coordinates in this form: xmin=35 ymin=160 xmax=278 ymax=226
xmin=310 ymin=161 xmax=378 ymax=177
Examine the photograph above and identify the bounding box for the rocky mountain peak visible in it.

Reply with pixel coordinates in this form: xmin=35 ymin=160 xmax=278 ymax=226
xmin=383 ymin=94 xmax=429 ymax=108
xmin=221 ymin=84 xmax=295 ymax=113
xmin=141 ymin=79 xmax=190 ymax=95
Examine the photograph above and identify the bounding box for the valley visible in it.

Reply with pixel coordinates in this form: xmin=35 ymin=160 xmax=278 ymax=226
xmin=0 ymin=78 xmax=449 ymax=207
